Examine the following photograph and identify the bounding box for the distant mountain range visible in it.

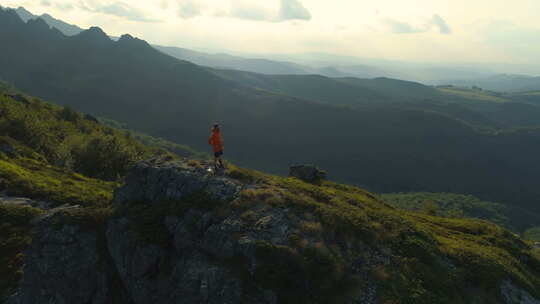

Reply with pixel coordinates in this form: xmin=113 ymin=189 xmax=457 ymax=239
xmin=8 ymin=6 xmax=540 ymax=91
xmin=447 ymin=74 xmax=540 ymax=92
xmin=12 ymin=6 xmax=85 ymax=36
xmin=3 ymin=7 xmax=540 ymax=216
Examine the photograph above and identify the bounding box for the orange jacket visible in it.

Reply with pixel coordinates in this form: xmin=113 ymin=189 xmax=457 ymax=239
xmin=208 ymin=131 xmax=224 ymax=152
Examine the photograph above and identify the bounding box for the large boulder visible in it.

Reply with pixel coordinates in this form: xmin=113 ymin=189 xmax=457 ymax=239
xmin=289 ymin=164 xmax=327 ymax=183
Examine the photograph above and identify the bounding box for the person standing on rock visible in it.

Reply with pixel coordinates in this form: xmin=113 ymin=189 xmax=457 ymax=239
xmin=208 ymin=124 xmax=225 ymax=170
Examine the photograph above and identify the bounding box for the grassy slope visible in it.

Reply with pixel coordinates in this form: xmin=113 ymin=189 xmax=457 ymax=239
xmin=381 ymin=192 xmax=540 ymax=234
xmin=125 ymin=163 xmax=540 ymax=303
xmin=98 ymin=117 xmax=208 ymax=159
xmin=438 ymin=87 xmax=510 ymax=103
xmin=0 ymin=90 xmax=188 ymax=299
xmin=228 ymin=166 xmax=540 ymax=302
xmin=0 ymin=204 xmax=43 ymax=301
xmin=1 ymin=90 xmax=540 ymax=302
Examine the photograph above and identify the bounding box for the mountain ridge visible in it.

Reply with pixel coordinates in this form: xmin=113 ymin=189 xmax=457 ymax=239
xmin=2 ymin=9 xmax=540 ymax=218
xmin=12 ymin=6 xmax=85 ymax=35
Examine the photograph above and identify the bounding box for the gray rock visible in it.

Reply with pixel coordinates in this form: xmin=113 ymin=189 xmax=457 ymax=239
xmin=8 ymin=208 xmax=129 ymax=304
xmin=501 ymin=280 xmax=540 ymax=304
xmin=7 ymin=94 xmax=30 ymax=104
xmin=0 ymin=195 xmax=53 ymax=210
xmin=106 ymin=214 xmax=276 ymax=304
xmin=113 ymin=158 xmax=242 ymax=206
xmin=289 ymin=164 xmax=327 ymax=183
xmin=0 ymin=143 xmax=16 ymax=157
xmin=105 ymin=158 xmax=277 ymax=303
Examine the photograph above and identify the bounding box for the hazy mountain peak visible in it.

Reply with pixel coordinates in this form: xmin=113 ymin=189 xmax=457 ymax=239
xmin=76 ymin=26 xmax=111 ymax=42
xmin=0 ymin=7 xmax=25 ymax=26
xmin=118 ymin=33 xmax=151 ymax=49
xmin=120 ymin=33 xmax=134 ymax=39
xmin=27 ymin=17 xmax=50 ymax=30
xmin=9 ymin=6 xmax=85 ymax=36
xmin=15 ymin=6 xmax=34 ymax=22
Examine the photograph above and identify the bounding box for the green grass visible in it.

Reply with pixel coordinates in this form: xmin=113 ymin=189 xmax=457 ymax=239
xmin=98 ymin=117 xmax=206 ymax=159
xmin=438 ymin=87 xmax=510 ymax=103
xmin=380 ymin=192 xmax=540 ymax=233
xmin=0 ymin=156 xmax=115 ymax=207
xmin=1 ymin=157 xmax=538 ymax=303
xmin=515 ymin=91 xmax=540 ymax=97
xmin=222 ymin=166 xmax=540 ymax=303
xmin=0 ymin=92 xmax=161 ymax=181
xmin=0 ymin=204 xmax=43 ymax=301
xmin=524 ymin=227 xmax=540 ymax=242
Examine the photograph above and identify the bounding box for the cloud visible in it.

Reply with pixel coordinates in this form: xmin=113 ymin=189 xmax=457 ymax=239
xmin=178 ymin=0 xmax=202 ymax=18
xmin=229 ymin=1 xmax=272 ymax=21
xmin=382 ymin=18 xmax=423 ymax=34
xmin=225 ymin=0 xmax=311 ymax=22
xmin=382 ymin=14 xmax=451 ymax=35
xmin=278 ymin=0 xmax=311 ymax=21
xmin=33 ymin=0 xmax=73 ymax=10
xmin=431 ymin=14 xmax=451 ymax=34
xmin=78 ymin=1 xmax=160 ymax=22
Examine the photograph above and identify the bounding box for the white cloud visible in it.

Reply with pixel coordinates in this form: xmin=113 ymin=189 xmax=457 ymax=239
xmin=78 ymin=1 xmax=161 ymax=22
xmin=178 ymin=0 xmax=202 ymax=19
xmin=216 ymin=0 xmax=311 ymax=22
xmin=431 ymin=14 xmax=451 ymax=34
xmin=229 ymin=0 xmax=271 ymax=21
xmin=278 ymin=0 xmax=311 ymax=21
xmin=3 ymin=0 xmax=540 ymax=65
xmin=382 ymin=14 xmax=451 ymax=35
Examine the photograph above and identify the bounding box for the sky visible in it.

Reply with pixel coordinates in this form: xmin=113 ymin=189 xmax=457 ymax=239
xmin=1 ymin=0 xmax=540 ymax=65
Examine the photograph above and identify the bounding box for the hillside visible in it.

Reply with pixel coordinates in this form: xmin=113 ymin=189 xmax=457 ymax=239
xmin=154 ymin=45 xmax=313 ymax=75
xmin=3 ymin=8 xmax=540 ymax=219
xmin=2 ymin=87 xmax=540 ymax=303
xmin=382 ymin=192 xmax=540 ymax=234
xmin=447 ymin=74 xmax=540 ymax=93
xmin=0 ymin=87 xmax=205 ymax=301
xmin=4 ymin=157 xmax=540 ymax=303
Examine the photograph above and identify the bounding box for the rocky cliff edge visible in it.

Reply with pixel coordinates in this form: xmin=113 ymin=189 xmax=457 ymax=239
xmin=7 ymin=158 xmax=540 ymax=304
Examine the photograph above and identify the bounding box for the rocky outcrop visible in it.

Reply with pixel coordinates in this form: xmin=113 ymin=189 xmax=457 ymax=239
xmin=8 ymin=158 xmax=540 ymax=304
xmin=9 ymin=159 xmax=277 ymax=304
xmin=289 ymin=164 xmax=326 ymax=183
xmin=107 ymin=158 xmax=277 ymax=304
xmin=8 ymin=207 xmax=129 ymax=304
xmin=501 ymin=280 xmax=540 ymax=304
xmin=106 ymin=210 xmax=277 ymax=304
xmin=113 ymin=158 xmax=242 ymax=206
